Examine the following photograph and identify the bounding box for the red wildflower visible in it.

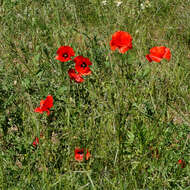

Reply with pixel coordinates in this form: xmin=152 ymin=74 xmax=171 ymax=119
xmin=68 ymin=69 xmax=84 ymax=83
xmin=178 ymin=159 xmax=186 ymax=168
xmin=86 ymin=149 xmax=91 ymax=160
xmin=74 ymin=148 xmax=91 ymax=161
xmin=146 ymin=46 xmax=171 ymax=63
xmin=74 ymin=56 xmax=92 ymax=76
xmin=110 ymin=31 xmax=132 ymax=53
xmin=32 ymin=137 xmax=39 ymax=148
xmin=75 ymin=148 xmax=84 ymax=161
xmin=34 ymin=95 xmax=53 ymax=116
xmin=55 ymin=46 xmax=75 ymax=62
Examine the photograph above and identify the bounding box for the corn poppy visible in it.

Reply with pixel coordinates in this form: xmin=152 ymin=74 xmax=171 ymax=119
xmin=110 ymin=31 xmax=132 ymax=53
xmin=68 ymin=69 xmax=84 ymax=83
xmin=86 ymin=149 xmax=91 ymax=160
xmin=146 ymin=46 xmax=171 ymax=63
xmin=74 ymin=148 xmax=91 ymax=161
xmin=74 ymin=56 xmax=92 ymax=76
xmin=178 ymin=159 xmax=186 ymax=168
xmin=32 ymin=137 xmax=39 ymax=148
xmin=34 ymin=95 xmax=53 ymax=116
xmin=55 ymin=46 xmax=75 ymax=62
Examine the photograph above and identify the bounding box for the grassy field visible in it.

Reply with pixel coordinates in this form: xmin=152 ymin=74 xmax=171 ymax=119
xmin=0 ymin=0 xmax=190 ymax=189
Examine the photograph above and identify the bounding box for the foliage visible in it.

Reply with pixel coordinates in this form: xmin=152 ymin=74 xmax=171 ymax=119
xmin=0 ymin=0 xmax=190 ymax=189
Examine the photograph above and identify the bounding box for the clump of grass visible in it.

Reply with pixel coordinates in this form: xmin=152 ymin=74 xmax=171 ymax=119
xmin=0 ymin=0 xmax=190 ymax=189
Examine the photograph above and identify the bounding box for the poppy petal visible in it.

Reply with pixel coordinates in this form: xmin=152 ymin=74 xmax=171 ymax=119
xmin=34 ymin=107 xmax=43 ymax=114
xmin=32 ymin=137 xmax=39 ymax=148
xmin=86 ymin=149 xmax=91 ymax=160
xmin=149 ymin=54 xmax=162 ymax=63
xmin=82 ymin=68 xmax=91 ymax=76
xmin=150 ymin=46 xmax=165 ymax=57
xmin=75 ymin=75 xmax=85 ymax=83
xmin=163 ymin=48 xmax=171 ymax=61
xmin=40 ymin=100 xmax=45 ymax=107
xmin=35 ymin=95 xmax=53 ymax=115
xmin=43 ymin=95 xmax=53 ymax=109
xmin=146 ymin=54 xmax=152 ymax=62
xmin=68 ymin=69 xmax=84 ymax=83
xmin=75 ymin=64 xmax=91 ymax=76
xmin=119 ymin=46 xmax=130 ymax=54
xmin=110 ymin=43 xmax=117 ymax=51
xmin=178 ymin=160 xmax=182 ymax=164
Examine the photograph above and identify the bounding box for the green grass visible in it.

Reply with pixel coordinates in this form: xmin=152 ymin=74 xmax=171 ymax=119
xmin=0 ymin=0 xmax=190 ymax=189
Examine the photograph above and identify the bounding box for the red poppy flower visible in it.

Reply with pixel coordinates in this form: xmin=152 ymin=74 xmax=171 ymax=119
xmin=74 ymin=148 xmax=91 ymax=161
xmin=146 ymin=46 xmax=171 ymax=63
xmin=34 ymin=95 xmax=53 ymax=116
xmin=55 ymin=46 xmax=75 ymax=62
xmin=74 ymin=56 xmax=92 ymax=76
xmin=178 ymin=159 xmax=186 ymax=168
xmin=68 ymin=69 xmax=84 ymax=83
xmin=110 ymin=31 xmax=132 ymax=53
xmin=32 ymin=137 xmax=39 ymax=148
xmin=86 ymin=149 xmax=91 ymax=160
